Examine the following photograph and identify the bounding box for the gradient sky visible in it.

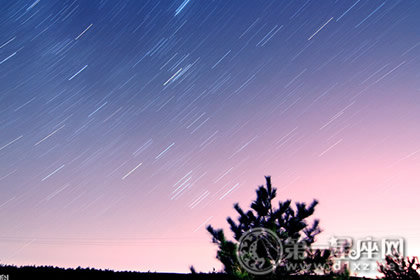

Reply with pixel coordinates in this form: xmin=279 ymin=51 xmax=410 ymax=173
xmin=1 ymin=0 xmax=420 ymax=274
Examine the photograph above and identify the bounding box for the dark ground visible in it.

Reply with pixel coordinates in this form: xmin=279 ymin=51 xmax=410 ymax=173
xmin=0 ymin=265 xmax=372 ymax=280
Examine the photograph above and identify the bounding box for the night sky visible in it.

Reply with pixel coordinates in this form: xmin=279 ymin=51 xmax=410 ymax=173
xmin=1 ymin=0 xmax=420 ymax=274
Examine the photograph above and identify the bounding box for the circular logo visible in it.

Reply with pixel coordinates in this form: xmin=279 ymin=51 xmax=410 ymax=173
xmin=237 ymin=227 xmax=283 ymax=275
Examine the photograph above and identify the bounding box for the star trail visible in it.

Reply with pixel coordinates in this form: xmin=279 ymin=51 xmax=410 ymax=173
xmin=0 ymin=0 xmax=420 ymax=274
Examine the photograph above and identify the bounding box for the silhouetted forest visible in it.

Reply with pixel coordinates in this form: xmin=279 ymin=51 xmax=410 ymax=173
xmin=0 ymin=264 xmax=368 ymax=280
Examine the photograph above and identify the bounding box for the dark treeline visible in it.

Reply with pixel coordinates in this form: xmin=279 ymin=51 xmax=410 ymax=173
xmin=0 ymin=264 xmax=368 ymax=280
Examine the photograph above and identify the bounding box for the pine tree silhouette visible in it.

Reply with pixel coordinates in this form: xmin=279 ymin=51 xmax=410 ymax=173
xmin=207 ymin=176 xmax=332 ymax=278
xmin=378 ymin=253 xmax=420 ymax=280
